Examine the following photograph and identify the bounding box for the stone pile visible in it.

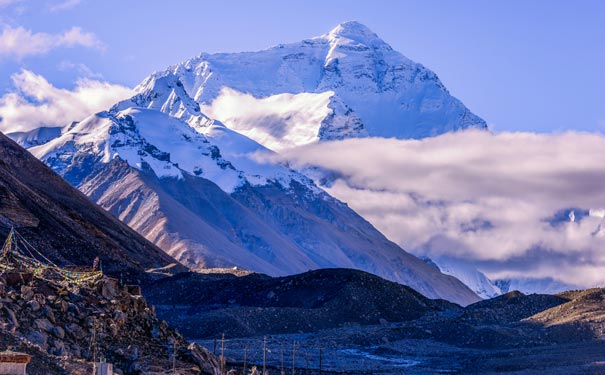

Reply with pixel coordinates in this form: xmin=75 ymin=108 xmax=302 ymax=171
xmin=0 ymin=271 xmax=219 ymax=374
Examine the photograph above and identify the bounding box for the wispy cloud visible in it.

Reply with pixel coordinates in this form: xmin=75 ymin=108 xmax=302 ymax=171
xmin=0 ymin=69 xmax=132 ymax=132
xmin=260 ymin=131 xmax=605 ymax=288
xmin=0 ymin=0 xmax=22 ymax=8
xmin=49 ymin=0 xmax=81 ymax=12
xmin=0 ymin=25 xmax=104 ymax=59
xmin=58 ymin=60 xmax=103 ymax=79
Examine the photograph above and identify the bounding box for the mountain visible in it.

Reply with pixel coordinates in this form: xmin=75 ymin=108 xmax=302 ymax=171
xmin=142 ymin=21 xmax=487 ymax=151
xmin=144 ymin=268 xmax=461 ymax=339
xmin=0 ymin=132 xmax=182 ymax=282
xmin=23 ymin=88 xmax=479 ymax=305
xmin=7 ymin=21 xmax=485 ymax=305
xmin=425 ymin=257 xmax=502 ymax=299
xmin=495 ymin=277 xmax=579 ymax=295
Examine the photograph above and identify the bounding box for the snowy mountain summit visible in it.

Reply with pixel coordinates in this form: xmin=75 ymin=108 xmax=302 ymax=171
xmin=142 ymin=21 xmax=487 ymax=151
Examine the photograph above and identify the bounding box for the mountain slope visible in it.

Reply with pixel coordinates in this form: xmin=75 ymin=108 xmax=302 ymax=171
xmin=0 ymin=132 xmax=182 ymax=281
xmin=144 ymin=21 xmax=486 ymax=151
xmin=23 ymin=91 xmax=479 ymax=305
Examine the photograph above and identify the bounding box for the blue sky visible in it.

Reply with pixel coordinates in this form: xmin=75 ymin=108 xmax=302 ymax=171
xmin=1 ymin=0 xmax=604 ymax=133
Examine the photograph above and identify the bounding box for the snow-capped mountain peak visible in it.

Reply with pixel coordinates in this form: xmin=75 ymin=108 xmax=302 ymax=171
xmin=139 ymin=21 xmax=486 ymax=151
xmin=322 ymin=21 xmax=390 ymax=51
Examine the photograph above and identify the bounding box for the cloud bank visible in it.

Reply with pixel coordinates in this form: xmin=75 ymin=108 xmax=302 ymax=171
xmin=0 ymin=69 xmax=132 ymax=132
xmin=262 ymin=131 xmax=605 ymax=287
xmin=0 ymin=25 xmax=104 ymax=59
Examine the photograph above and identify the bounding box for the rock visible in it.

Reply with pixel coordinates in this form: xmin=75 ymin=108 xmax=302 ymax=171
xmin=26 ymin=330 xmax=49 ymax=349
xmin=43 ymin=306 xmax=56 ymax=323
xmin=65 ymin=323 xmax=86 ymax=340
xmin=27 ymin=299 xmax=41 ymax=312
xmin=126 ymin=285 xmax=142 ymax=296
xmin=51 ymin=325 xmax=65 ymax=339
xmin=114 ymin=310 xmax=127 ymax=325
xmin=51 ymin=340 xmax=65 ymax=356
xmin=3 ymin=306 xmax=19 ymax=331
xmin=34 ymin=318 xmax=53 ymax=332
xmin=187 ymin=343 xmax=221 ymax=375
xmin=20 ymin=285 xmax=34 ymax=300
xmin=56 ymin=299 xmax=69 ymax=313
xmin=99 ymin=278 xmax=120 ymax=300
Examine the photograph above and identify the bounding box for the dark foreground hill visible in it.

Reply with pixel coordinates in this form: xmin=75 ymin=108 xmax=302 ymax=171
xmin=145 ymin=268 xmax=461 ymax=338
xmin=0 ymin=132 xmax=184 ymax=282
xmin=162 ymin=275 xmax=605 ymax=375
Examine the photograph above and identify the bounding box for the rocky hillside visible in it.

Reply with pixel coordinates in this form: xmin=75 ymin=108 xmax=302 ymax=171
xmin=0 ymin=270 xmax=219 ymax=374
xmin=525 ymin=288 xmax=605 ymax=341
xmin=144 ymin=268 xmax=461 ymax=338
xmin=0 ymin=132 xmax=184 ymax=283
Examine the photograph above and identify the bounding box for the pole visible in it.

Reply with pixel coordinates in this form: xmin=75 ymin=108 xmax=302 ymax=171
xmin=305 ymin=352 xmax=309 ymax=375
xmin=281 ymin=346 xmax=285 ymax=375
xmin=292 ymin=341 xmax=296 ymax=375
xmin=173 ymin=342 xmax=176 ymax=375
xmin=92 ymin=321 xmax=96 ymax=374
xmin=263 ymin=336 xmax=267 ymax=375
xmin=243 ymin=346 xmax=247 ymax=375
xmin=319 ymin=347 xmax=322 ymax=375
xmin=214 ymin=339 xmax=217 ymax=355
xmin=221 ymin=333 xmax=225 ymax=375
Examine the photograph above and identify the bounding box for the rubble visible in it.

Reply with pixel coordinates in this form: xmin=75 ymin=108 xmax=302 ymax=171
xmin=0 ymin=273 xmax=220 ymax=374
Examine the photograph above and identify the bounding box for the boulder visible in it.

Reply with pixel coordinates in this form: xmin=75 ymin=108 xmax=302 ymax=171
xmin=27 ymin=299 xmax=41 ymax=312
xmin=26 ymin=329 xmax=49 ymax=349
xmin=34 ymin=318 xmax=53 ymax=332
xmin=51 ymin=325 xmax=65 ymax=339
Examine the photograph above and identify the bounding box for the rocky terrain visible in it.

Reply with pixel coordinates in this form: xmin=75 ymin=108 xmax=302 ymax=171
xmin=0 ymin=270 xmax=219 ymax=374
xmin=144 ymin=268 xmax=460 ymax=338
xmin=0 ymin=131 xmax=221 ymax=373
xmin=144 ymin=268 xmax=605 ymax=374
xmin=0 ymin=132 xmax=183 ymax=283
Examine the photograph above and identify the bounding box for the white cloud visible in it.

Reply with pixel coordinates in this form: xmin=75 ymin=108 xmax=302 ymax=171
xmin=0 ymin=25 xmax=104 ymax=59
xmin=49 ymin=0 xmax=81 ymax=12
xmin=260 ymin=131 xmax=605 ymax=287
xmin=0 ymin=69 xmax=132 ymax=132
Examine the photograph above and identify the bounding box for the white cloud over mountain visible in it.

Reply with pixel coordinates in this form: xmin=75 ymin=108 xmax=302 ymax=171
xmin=0 ymin=69 xmax=132 ymax=132
xmin=0 ymin=25 xmax=104 ymax=59
xmin=262 ymin=131 xmax=605 ymax=287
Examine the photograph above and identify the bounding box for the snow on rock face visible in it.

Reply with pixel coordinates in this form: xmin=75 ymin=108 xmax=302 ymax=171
xmin=144 ymin=21 xmax=486 ymax=150
xmin=29 ymin=107 xmax=314 ymax=194
xmin=495 ymin=278 xmax=579 ymax=295
xmin=429 ymin=257 xmax=502 ymax=299
xmin=6 ymin=126 xmax=63 ymax=148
